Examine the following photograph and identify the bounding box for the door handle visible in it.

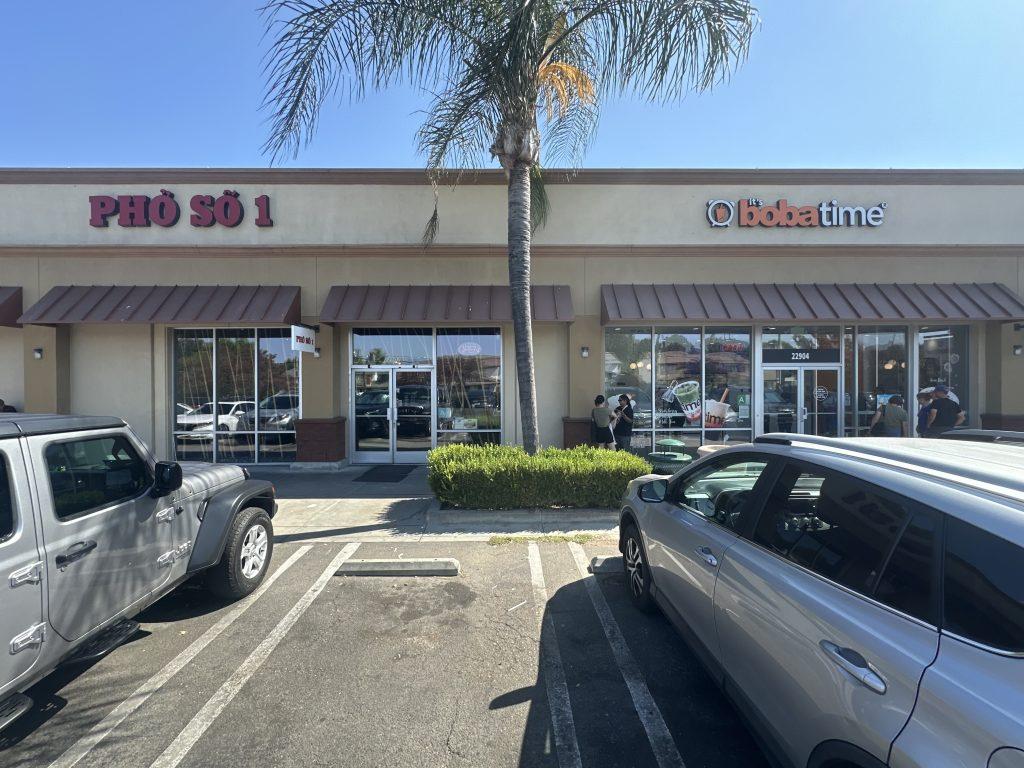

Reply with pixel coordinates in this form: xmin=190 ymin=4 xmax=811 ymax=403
xmin=56 ymin=540 xmax=97 ymax=568
xmin=694 ymin=546 xmax=718 ymax=568
xmin=819 ymin=640 xmax=887 ymax=694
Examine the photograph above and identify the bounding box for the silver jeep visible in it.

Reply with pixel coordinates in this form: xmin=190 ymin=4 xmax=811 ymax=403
xmin=0 ymin=414 xmax=277 ymax=732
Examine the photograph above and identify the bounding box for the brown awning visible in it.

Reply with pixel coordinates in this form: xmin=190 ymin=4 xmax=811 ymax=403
xmin=320 ymin=285 xmax=575 ymax=324
xmin=18 ymin=285 xmax=301 ymax=325
xmin=0 ymin=287 xmax=22 ymax=327
xmin=601 ymin=283 xmax=1024 ymax=324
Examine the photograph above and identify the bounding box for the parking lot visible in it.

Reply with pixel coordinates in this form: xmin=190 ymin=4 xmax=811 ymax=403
xmin=0 ymin=536 xmax=768 ymax=768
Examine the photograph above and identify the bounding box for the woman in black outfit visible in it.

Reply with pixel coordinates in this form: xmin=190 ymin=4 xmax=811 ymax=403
xmin=613 ymin=394 xmax=634 ymax=451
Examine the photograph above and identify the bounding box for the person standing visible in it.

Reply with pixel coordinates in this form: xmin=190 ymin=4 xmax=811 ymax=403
xmin=915 ymin=391 xmax=932 ymax=436
xmin=926 ymin=385 xmax=964 ymax=436
xmin=613 ymin=394 xmax=634 ymax=452
xmin=591 ymin=395 xmax=615 ymax=449
xmin=869 ymin=395 xmax=909 ymax=436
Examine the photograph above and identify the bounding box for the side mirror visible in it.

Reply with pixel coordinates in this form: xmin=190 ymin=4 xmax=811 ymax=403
xmin=151 ymin=461 xmax=183 ymax=498
xmin=639 ymin=479 xmax=667 ymax=504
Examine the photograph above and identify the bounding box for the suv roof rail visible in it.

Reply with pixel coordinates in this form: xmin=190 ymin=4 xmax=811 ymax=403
xmin=753 ymin=434 xmax=794 ymax=445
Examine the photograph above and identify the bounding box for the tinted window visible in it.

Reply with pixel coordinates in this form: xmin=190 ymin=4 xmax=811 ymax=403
xmin=873 ymin=510 xmax=938 ymax=624
xmin=46 ymin=436 xmax=151 ymax=519
xmin=754 ymin=464 xmax=908 ymax=595
xmin=944 ymin=518 xmax=1024 ymax=652
xmin=0 ymin=455 xmax=13 ymax=541
xmin=673 ymin=458 xmax=768 ymax=531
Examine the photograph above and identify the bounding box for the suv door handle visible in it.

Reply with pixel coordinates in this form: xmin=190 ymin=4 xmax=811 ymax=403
xmin=56 ymin=540 xmax=97 ymax=568
xmin=694 ymin=546 xmax=718 ymax=567
xmin=819 ymin=640 xmax=887 ymax=695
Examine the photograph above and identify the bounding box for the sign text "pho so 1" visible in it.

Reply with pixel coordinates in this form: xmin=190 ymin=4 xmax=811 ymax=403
xmin=89 ymin=190 xmax=274 ymax=228
xmin=707 ymin=198 xmax=886 ymax=228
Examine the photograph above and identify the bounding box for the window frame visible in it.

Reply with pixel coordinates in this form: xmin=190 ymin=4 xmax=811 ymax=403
xmin=0 ymin=451 xmax=15 ymax=543
xmin=940 ymin=514 xmax=1024 ymax=656
xmin=743 ymin=458 xmax=943 ymax=630
xmin=45 ymin=433 xmax=154 ymax=522
xmin=666 ymin=451 xmax=779 ymax=535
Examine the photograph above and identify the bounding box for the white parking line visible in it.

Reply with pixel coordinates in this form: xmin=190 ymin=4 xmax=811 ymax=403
xmin=149 ymin=542 xmax=361 ymax=768
xmin=568 ymin=542 xmax=686 ymax=768
xmin=527 ymin=542 xmax=583 ymax=768
xmin=47 ymin=545 xmax=313 ymax=768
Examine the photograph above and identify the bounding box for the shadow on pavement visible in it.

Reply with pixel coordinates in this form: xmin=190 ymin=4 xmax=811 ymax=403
xmin=249 ymin=466 xmax=431 ymax=500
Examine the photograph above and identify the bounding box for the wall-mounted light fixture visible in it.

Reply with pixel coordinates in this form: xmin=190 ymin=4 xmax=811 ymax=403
xmin=32 ymin=347 xmax=43 ymax=360
xmin=580 ymin=346 xmax=590 ymax=358
xmin=314 ymin=347 xmax=321 ymax=359
xmin=1014 ymin=345 xmax=1023 ymax=357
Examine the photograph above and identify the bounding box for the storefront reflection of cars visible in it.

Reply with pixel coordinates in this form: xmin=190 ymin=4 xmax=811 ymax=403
xmin=257 ymin=393 xmax=299 ymax=430
xmin=176 ymin=401 xmax=256 ymax=438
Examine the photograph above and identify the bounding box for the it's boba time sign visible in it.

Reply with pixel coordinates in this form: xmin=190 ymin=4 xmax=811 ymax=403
xmin=707 ymin=198 xmax=886 ymax=228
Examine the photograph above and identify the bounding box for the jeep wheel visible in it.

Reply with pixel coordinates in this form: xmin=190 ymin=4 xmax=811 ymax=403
xmin=208 ymin=506 xmax=274 ymax=600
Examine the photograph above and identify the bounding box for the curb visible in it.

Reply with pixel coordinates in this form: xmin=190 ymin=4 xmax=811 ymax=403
xmin=335 ymin=558 xmax=460 ymax=577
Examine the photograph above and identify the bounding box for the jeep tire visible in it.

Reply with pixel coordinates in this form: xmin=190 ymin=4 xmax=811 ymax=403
xmin=208 ymin=506 xmax=274 ymax=600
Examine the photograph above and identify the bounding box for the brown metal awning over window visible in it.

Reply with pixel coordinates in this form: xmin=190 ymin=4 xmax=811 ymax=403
xmin=18 ymin=285 xmax=301 ymax=325
xmin=0 ymin=287 xmax=22 ymax=327
xmin=320 ymin=285 xmax=575 ymax=324
xmin=601 ymin=283 xmax=1024 ymax=324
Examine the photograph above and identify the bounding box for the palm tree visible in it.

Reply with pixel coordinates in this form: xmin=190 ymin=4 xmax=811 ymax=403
xmin=262 ymin=0 xmax=758 ymax=454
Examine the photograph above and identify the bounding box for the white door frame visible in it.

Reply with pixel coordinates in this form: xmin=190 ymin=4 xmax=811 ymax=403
xmin=760 ymin=365 xmax=844 ymax=437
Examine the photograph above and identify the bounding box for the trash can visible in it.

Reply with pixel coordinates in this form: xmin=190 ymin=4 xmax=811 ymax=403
xmin=647 ymin=451 xmax=693 ymax=475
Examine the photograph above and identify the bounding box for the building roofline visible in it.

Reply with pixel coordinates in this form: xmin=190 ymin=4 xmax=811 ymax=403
xmin=0 ymin=168 xmax=1023 ymax=185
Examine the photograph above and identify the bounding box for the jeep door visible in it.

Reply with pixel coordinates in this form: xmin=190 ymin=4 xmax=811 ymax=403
xmin=30 ymin=431 xmax=167 ymax=643
xmin=641 ymin=454 xmax=772 ymax=671
xmin=714 ymin=460 xmax=941 ymax=767
xmin=0 ymin=438 xmax=45 ymax=695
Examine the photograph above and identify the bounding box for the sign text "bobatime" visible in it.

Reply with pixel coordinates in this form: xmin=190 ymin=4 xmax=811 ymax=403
xmin=707 ymin=198 xmax=886 ymax=228
xmin=89 ymin=190 xmax=274 ymax=228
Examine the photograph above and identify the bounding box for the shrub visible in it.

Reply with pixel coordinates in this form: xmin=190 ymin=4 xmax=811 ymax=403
xmin=427 ymin=444 xmax=652 ymax=510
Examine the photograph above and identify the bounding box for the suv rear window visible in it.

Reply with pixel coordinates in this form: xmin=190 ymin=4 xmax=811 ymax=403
xmin=944 ymin=517 xmax=1024 ymax=652
xmin=46 ymin=435 xmax=152 ymax=519
xmin=753 ymin=463 xmax=909 ymax=596
xmin=0 ymin=455 xmax=13 ymax=541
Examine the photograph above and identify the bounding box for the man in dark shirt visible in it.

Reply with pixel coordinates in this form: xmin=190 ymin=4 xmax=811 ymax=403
xmin=926 ymin=385 xmax=964 ymax=436
xmin=613 ymin=394 xmax=634 ymax=451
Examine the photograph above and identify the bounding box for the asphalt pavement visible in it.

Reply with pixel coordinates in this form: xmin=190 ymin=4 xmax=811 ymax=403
xmin=1 ymin=539 xmax=768 ymax=768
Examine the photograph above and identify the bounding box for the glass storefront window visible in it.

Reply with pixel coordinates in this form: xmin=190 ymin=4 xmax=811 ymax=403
xmin=918 ymin=326 xmax=969 ymax=417
xmin=437 ymin=329 xmax=501 ymax=432
xmin=603 ymin=326 xmax=753 ymax=456
xmin=706 ymin=328 xmax=752 ymax=429
xmin=604 ymin=328 xmax=653 ymax=431
xmin=173 ymin=328 xmax=301 ymax=463
xmin=854 ymin=326 xmax=908 ymax=435
xmin=655 ymin=328 xmax=700 ymax=430
xmin=352 ymin=328 xmax=432 ymax=366
xmin=762 ymin=326 xmax=841 ymax=350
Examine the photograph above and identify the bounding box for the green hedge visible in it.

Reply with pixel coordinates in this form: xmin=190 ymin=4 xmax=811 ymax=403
xmin=427 ymin=444 xmax=652 ymax=510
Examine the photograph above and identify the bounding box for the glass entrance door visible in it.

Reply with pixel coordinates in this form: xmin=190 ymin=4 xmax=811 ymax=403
xmin=762 ymin=367 xmax=841 ymax=437
xmin=351 ymin=369 xmax=434 ymax=463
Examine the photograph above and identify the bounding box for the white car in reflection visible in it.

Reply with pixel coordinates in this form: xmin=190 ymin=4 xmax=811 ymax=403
xmin=176 ymin=401 xmax=256 ymax=438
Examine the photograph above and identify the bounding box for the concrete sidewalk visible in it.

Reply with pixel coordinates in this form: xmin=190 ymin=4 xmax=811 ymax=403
xmin=250 ymin=466 xmax=620 ymax=543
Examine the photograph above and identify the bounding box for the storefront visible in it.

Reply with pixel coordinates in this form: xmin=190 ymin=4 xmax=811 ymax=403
xmin=0 ymin=168 xmax=1022 ymax=463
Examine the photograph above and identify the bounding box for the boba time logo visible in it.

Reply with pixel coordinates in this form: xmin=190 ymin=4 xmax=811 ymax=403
xmin=707 ymin=198 xmax=887 ymax=228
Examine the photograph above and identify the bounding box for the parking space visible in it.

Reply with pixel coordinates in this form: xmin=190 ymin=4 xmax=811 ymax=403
xmin=1 ymin=540 xmax=767 ymax=768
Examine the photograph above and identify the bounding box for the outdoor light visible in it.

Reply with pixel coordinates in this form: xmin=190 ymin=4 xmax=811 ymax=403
xmin=629 ymin=362 xmax=637 ymax=370
xmin=32 ymin=347 xmax=43 ymax=360
xmin=1014 ymin=345 xmax=1023 ymax=357
xmin=580 ymin=346 xmax=590 ymax=358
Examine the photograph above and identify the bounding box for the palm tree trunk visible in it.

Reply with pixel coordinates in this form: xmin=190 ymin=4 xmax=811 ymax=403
xmin=507 ymin=162 xmax=540 ymax=454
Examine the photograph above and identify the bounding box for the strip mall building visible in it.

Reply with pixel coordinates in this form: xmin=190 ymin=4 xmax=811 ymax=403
xmin=0 ymin=168 xmax=1022 ymax=465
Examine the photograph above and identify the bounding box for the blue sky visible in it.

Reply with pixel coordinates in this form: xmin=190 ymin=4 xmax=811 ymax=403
xmin=2 ymin=1 xmax=1022 ymax=168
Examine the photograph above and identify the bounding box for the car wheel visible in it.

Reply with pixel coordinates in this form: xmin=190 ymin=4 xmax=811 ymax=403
xmin=207 ymin=506 xmax=274 ymax=600
xmin=622 ymin=523 xmax=656 ymax=613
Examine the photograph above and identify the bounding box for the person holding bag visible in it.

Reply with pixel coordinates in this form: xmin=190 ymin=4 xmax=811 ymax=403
xmin=869 ymin=395 xmax=908 ymax=437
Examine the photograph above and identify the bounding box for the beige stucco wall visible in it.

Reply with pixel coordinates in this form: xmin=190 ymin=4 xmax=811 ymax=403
xmin=2 ymin=181 xmax=1024 ymax=247
xmin=69 ymin=324 xmax=155 ymax=448
xmin=0 ymin=328 xmax=23 ymax=409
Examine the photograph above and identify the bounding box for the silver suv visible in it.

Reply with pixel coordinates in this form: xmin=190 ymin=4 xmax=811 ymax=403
xmin=0 ymin=414 xmax=277 ymax=733
xmin=619 ymin=434 xmax=1024 ymax=768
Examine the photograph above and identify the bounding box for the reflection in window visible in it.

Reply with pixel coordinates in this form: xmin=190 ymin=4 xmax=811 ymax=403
xmin=437 ymin=329 xmax=501 ymax=435
xmin=604 ymin=328 xmax=652 ymax=435
xmin=854 ymin=327 xmax=908 ymax=435
xmin=706 ymin=328 xmax=752 ymax=430
xmin=173 ymin=329 xmax=301 ymax=463
xmin=918 ymin=326 xmax=969 ymax=416
xmin=762 ymin=326 xmax=840 ymax=350
xmin=655 ymin=329 xmax=700 ymax=430
xmin=352 ymin=328 xmax=433 ymax=366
